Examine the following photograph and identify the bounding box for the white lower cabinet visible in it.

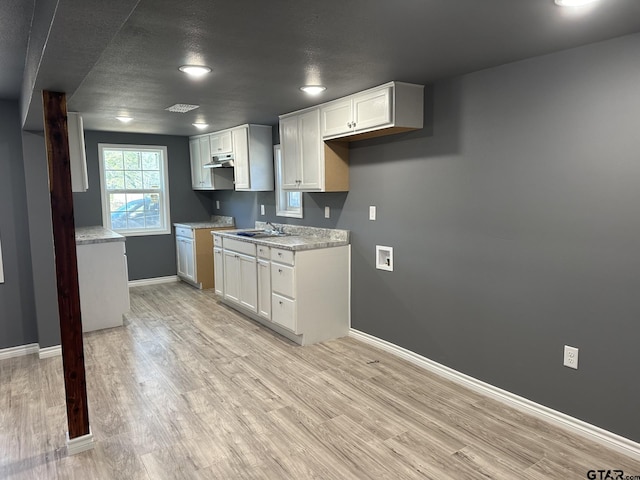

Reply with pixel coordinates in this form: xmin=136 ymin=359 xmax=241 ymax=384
xmin=176 ymin=237 xmax=195 ymax=282
xmin=257 ymin=259 xmax=271 ymax=320
xmin=222 ymin=238 xmax=257 ymax=313
xmin=216 ymin=234 xmax=350 ymax=346
xmin=213 ymin=246 xmax=224 ymax=296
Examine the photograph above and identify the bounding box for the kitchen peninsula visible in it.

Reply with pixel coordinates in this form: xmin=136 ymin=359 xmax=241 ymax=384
xmin=75 ymin=226 xmax=129 ymax=332
xmin=213 ymin=223 xmax=350 ymax=345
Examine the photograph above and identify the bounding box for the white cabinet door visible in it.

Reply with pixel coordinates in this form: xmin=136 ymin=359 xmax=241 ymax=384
xmin=352 ymin=86 xmax=392 ymax=132
xmin=280 ymin=115 xmax=300 ymax=189
xmin=214 ymin=247 xmax=224 ymax=296
xmin=198 ymin=136 xmax=213 ymax=188
xmin=232 ymin=127 xmax=250 ymax=190
xmin=238 ymin=254 xmax=257 ymax=313
xmin=298 ymin=109 xmax=322 ymax=190
xmin=320 ymin=98 xmax=353 ymax=138
xmin=223 ymin=250 xmax=240 ymax=304
xmin=257 ymin=259 xmax=271 ymax=320
xmin=177 ymin=238 xmax=195 ymax=282
xmin=210 ymin=131 xmax=233 ymax=154
xmin=189 ymin=138 xmax=203 ymax=189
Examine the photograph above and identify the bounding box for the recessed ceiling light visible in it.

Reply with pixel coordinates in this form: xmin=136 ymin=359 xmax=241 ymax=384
xmin=193 ymin=123 xmax=209 ymax=130
xmin=554 ymin=0 xmax=598 ymax=6
xmin=300 ymin=85 xmax=326 ymax=95
xmin=116 ymin=116 xmax=133 ymax=123
xmin=178 ymin=65 xmax=211 ymax=77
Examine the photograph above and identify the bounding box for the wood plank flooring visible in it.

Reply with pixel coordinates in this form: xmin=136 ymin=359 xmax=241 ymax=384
xmin=1 ymin=282 xmax=639 ymax=479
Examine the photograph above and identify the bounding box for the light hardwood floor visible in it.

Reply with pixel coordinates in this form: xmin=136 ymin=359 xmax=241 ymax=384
xmin=1 ymin=282 xmax=639 ymax=479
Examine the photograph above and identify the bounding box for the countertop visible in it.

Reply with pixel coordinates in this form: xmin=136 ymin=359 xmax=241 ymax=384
xmin=75 ymin=226 xmax=125 ymax=245
xmin=173 ymin=215 xmax=235 ymax=230
xmin=212 ymin=222 xmax=349 ymax=252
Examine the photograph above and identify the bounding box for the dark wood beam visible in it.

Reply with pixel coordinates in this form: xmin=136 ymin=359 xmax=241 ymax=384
xmin=42 ymin=90 xmax=91 ymax=440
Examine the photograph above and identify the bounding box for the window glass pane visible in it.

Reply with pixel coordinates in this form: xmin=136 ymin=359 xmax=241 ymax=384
xmin=141 ymin=152 xmax=159 ymax=170
xmin=143 ymin=171 xmax=161 ymax=189
xmin=105 ymin=171 xmax=125 ymax=190
xmin=104 ymin=150 xmax=123 ymax=170
xmin=124 ymin=170 xmax=143 ymax=189
xmin=124 ymin=151 xmax=141 ymax=170
xmin=288 ymin=192 xmax=301 ymax=208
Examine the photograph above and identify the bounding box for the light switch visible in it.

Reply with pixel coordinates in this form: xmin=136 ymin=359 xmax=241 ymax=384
xmin=369 ymin=206 xmax=376 ymax=221
xmin=260 ymin=204 xmax=265 ymax=215
xmin=325 ymin=206 xmax=330 ymax=218
xmin=215 ymin=200 xmax=220 ymax=209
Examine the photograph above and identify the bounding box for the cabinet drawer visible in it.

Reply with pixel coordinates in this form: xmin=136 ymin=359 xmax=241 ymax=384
xmin=175 ymin=226 xmax=194 ymax=239
xmin=271 ymin=263 xmax=295 ymax=298
xmin=271 ymin=248 xmax=294 ymax=266
xmin=256 ymin=245 xmax=270 ymax=259
xmin=223 ymin=237 xmax=256 ymax=256
xmin=213 ymin=234 xmax=223 ymax=247
xmin=272 ymin=293 xmax=296 ymax=332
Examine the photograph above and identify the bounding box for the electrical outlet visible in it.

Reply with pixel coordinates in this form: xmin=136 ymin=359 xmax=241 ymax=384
xmin=325 ymin=206 xmax=330 ymax=218
xmin=215 ymin=200 xmax=220 ymax=209
xmin=260 ymin=204 xmax=265 ymax=215
xmin=563 ymin=345 xmax=579 ymax=369
xmin=369 ymin=206 xmax=376 ymax=221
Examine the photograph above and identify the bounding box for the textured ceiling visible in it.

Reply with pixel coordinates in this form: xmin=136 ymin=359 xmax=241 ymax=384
xmin=0 ymin=0 xmax=33 ymax=100
xmin=11 ymin=0 xmax=640 ymax=135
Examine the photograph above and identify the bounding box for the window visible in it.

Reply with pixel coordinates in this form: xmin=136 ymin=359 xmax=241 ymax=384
xmin=274 ymin=145 xmax=302 ymax=218
xmin=98 ymin=144 xmax=171 ymax=236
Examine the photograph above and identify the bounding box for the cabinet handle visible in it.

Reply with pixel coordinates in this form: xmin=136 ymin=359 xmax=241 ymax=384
xmin=278 ymin=268 xmax=282 ymax=273
xmin=277 ymin=252 xmax=282 ymax=256
xmin=279 ymin=301 xmax=283 ymax=305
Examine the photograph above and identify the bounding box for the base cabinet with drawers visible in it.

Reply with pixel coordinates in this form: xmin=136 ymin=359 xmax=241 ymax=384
xmin=213 ymin=234 xmax=350 ymax=346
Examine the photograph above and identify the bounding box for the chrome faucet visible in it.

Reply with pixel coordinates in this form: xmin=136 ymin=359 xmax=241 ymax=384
xmin=266 ymin=222 xmax=284 ymax=234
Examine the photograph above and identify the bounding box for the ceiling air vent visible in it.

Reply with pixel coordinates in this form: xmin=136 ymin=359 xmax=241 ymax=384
xmin=165 ymin=103 xmax=199 ymax=113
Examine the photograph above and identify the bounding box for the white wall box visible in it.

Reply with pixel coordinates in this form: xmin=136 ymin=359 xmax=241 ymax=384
xmin=214 ymin=232 xmax=350 ymax=346
xmin=68 ymin=112 xmax=89 ymax=192
xmin=176 ymin=225 xmax=233 ymax=289
xmin=320 ymin=81 xmax=424 ymax=141
xmin=189 ymin=124 xmax=273 ymax=192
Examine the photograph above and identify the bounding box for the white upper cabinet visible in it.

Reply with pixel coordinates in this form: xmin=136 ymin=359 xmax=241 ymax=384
xmin=232 ymin=125 xmax=274 ymax=192
xmin=68 ymin=112 xmax=89 ymax=192
xmin=320 ymin=81 xmax=423 ymax=141
xmin=189 ymin=124 xmax=273 ymax=192
xmin=209 ymin=131 xmax=232 ymax=155
xmin=279 ymin=108 xmax=348 ymax=192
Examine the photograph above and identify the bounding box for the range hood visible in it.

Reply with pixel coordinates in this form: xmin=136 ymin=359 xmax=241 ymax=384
xmin=204 ymin=153 xmax=234 ymax=168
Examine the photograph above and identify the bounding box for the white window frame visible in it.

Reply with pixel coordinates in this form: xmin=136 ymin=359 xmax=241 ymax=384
xmin=98 ymin=143 xmax=171 ymax=236
xmin=274 ymin=144 xmax=303 ymax=218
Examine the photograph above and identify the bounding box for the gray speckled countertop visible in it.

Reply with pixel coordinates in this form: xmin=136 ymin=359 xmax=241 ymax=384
xmin=212 ymin=222 xmax=349 ymax=251
xmin=174 ymin=215 xmax=235 ymax=230
xmin=75 ymin=226 xmax=125 ymax=245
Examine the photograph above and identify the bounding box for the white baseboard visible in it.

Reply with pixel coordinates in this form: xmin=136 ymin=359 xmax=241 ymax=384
xmin=0 ymin=343 xmax=39 ymax=360
xmin=66 ymin=428 xmax=94 ymax=455
xmin=39 ymin=344 xmax=62 ymax=359
xmin=349 ymin=328 xmax=640 ymax=462
xmin=128 ymin=275 xmax=179 ymax=287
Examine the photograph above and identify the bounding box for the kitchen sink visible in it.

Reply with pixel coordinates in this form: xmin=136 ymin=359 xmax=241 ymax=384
xmin=234 ymin=229 xmax=288 ymax=238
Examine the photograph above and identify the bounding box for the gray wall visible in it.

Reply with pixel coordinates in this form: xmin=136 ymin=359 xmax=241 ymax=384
xmin=214 ymin=33 xmax=640 ymax=442
xmin=22 ymin=131 xmax=61 ymax=348
xmin=74 ymin=131 xmax=213 ymax=280
xmin=0 ymin=100 xmax=38 ymax=349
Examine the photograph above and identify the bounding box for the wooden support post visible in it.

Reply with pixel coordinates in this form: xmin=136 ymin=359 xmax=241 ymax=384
xmin=42 ymin=91 xmax=93 ymax=452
